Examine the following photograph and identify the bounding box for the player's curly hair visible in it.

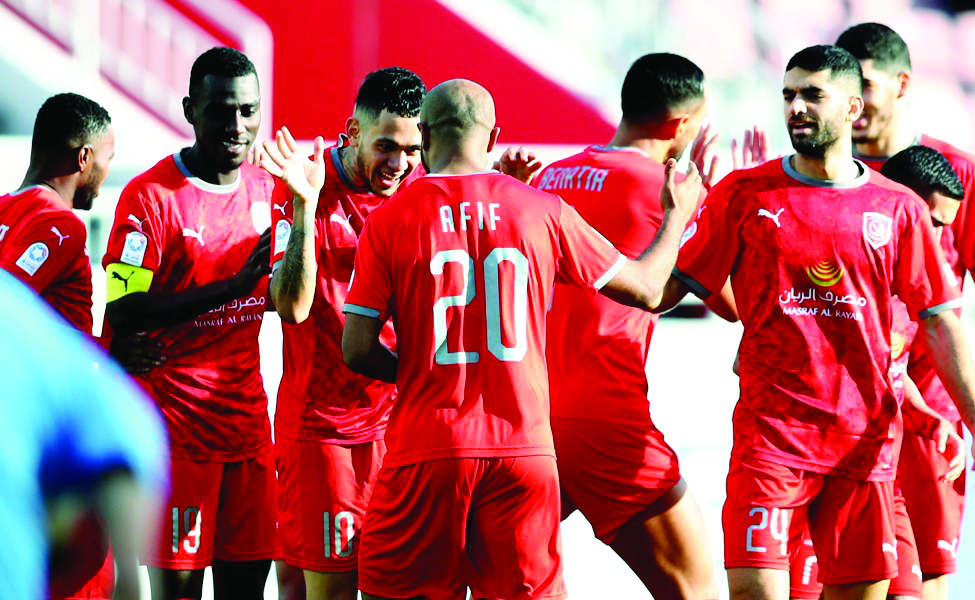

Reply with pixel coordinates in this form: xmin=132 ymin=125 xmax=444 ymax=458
xmin=31 ymin=93 xmax=111 ymax=155
xmin=621 ymin=53 xmax=705 ymax=125
xmin=189 ymin=47 xmax=257 ymax=97
xmin=354 ymin=67 xmax=427 ymax=120
xmin=836 ymin=23 xmax=912 ymax=74
xmin=881 ymin=146 xmax=965 ymax=201
xmin=786 ymin=45 xmax=863 ymax=94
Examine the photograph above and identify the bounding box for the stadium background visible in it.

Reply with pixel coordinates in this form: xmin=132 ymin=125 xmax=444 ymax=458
xmin=0 ymin=0 xmax=973 ymax=597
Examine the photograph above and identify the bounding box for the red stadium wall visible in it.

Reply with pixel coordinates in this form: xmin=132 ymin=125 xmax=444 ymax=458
xmin=232 ymin=0 xmax=614 ymax=143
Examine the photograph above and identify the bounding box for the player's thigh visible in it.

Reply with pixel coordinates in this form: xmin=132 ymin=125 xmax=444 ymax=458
xmin=213 ymin=449 xmax=279 ymax=562
xmin=146 ymin=457 xmax=222 ymax=570
xmin=898 ymin=428 xmax=965 ymax=575
xmin=808 ymin=477 xmax=896 ymax=586
xmin=278 ymin=438 xmax=384 ymax=573
xmin=274 ymin=560 xmax=306 ymax=600
xmin=887 ymin=492 xmax=922 ymax=599
xmin=728 ymin=567 xmax=790 ymax=600
xmin=211 ymin=558 xmax=272 ymax=600
xmin=468 ymin=455 xmax=565 ymax=600
xmin=304 ymin=569 xmax=358 ymax=600
xmin=551 ymin=416 xmax=682 ymax=545
xmin=357 ymin=460 xmax=473 ymax=600
xmin=723 ymin=455 xmax=816 ymax=572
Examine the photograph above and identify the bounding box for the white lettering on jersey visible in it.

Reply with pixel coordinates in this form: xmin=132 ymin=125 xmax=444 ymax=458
xmin=15 ymin=242 xmax=49 ymax=276
xmin=537 ymin=166 xmax=610 ymax=192
xmin=757 ymin=208 xmax=784 ymax=228
xmin=442 ymin=202 xmax=501 ymax=233
xmin=0 ymin=224 xmax=8 ymax=241
xmin=440 ymin=206 xmax=456 ymax=233
xmin=50 ymin=226 xmax=69 ymax=246
xmin=863 ymin=212 xmax=893 ymax=249
xmin=121 ymin=231 xmax=148 ymax=267
xmin=182 ymin=225 xmax=206 ymax=246
xmin=251 ymin=202 xmax=271 ymax=233
xmin=274 ymin=220 xmax=292 ymax=255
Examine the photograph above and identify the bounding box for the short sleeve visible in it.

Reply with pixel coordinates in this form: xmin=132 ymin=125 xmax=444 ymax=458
xmin=554 ymin=199 xmax=624 ymax=290
xmin=1 ymin=213 xmax=87 ymax=293
xmin=270 ymin=181 xmax=295 ymax=269
xmin=343 ymin=213 xmax=393 ymax=321
xmin=893 ymin=206 xmax=961 ymax=319
xmin=102 ymin=183 xmax=165 ymax=272
xmin=673 ymin=181 xmax=741 ymax=298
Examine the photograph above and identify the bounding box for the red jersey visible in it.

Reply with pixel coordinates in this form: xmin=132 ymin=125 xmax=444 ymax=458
xmin=535 ymin=145 xmax=699 ymax=422
xmin=675 ymin=157 xmax=960 ymax=481
xmin=103 ymin=153 xmax=274 ymax=461
xmin=0 ymin=186 xmax=92 ymax=332
xmin=344 ymin=171 xmax=625 ymax=468
xmin=858 ymin=137 xmax=970 ymax=426
xmin=271 ymin=147 xmax=419 ymax=444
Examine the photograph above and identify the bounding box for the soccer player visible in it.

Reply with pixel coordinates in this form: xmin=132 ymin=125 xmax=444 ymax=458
xmin=0 ymin=270 xmax=168 ymax=600
xmin=265 ymin=67 xmax=425 ymax=600
xmin=646 ymin=45 xmax=975 ymax=600
xmin=101 ymin=47 xmax=276 ymax=600
xmin=0 ymin=92 xmax=118 ymax=599
xmin=534 ymin=52 xmax=717 ymax=598
xmin=320 ymin=78 xmax=699 ymax=599
xmin=834 ymin=25 xmax=974 ymax=599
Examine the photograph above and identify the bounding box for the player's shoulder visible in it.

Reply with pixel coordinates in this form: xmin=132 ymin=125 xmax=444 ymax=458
xmin=710 ymin=158 xmax=785 ymax=199
xmin=123 ymin=154 xmax=184 ymax=197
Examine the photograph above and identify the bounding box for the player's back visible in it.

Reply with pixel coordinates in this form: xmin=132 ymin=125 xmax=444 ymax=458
xmin=536 ymin=146 xmax=668 ymax=422
xmin=348 ymin=171 xmax=622 ymax=467
xmin=0 ymin=186 xmax=92 ymax=332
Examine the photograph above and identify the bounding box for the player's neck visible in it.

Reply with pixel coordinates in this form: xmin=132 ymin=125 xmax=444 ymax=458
xmin=424 ymin=145 xmax=490 ymax=175
xmin=337 ymin=146 xmax=369 ymax=192
xmin=20 ymin=172 xmax=74 ymax=208
xmin=180 ymin=146 xmax=239 ymax=186
xmin=608 ymin=126 xmax=673 ymax=164
xmin=790 ymin=149 xmax=860 ymax=183
xmin=854 ymin=116 xmax=917 ymax=158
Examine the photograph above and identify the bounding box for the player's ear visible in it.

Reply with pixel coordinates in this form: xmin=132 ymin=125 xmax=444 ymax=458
xmin=848 ymin=94 xmax=864 ymax=123
xmin=182 ymin=96 xmax=194 ymax=125
xmin=658 ymin=116 xmax=684 ymax=140
xmin=487 ymin=126 xmax=500 ymax=153
xmin=346 ymin=117 xmax=361 ymax=146
xmin=77 ymin=145 xmax=92 ymax=173
xmin=419 ymin=123 xmax=431 ymax=151
xmin=896 ymin=70 xmax=911 ymax=99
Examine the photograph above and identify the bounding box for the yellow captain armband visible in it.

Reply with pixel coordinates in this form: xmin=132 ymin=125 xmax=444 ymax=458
xmin=105 ymin=263 xmax=154 ymax=302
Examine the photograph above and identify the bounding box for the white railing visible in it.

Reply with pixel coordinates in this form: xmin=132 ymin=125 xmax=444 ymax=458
xmin=1 ymin=0 xmax=273 ymax=139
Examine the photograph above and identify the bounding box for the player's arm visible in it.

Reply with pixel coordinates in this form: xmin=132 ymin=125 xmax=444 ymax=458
xmin=1 ymin=215 xmax=87 ymax=294
xmin=598 ymin=159 xmax=700 ymax=311
xmin=342 ymin=313 xmax=398 ymax=383
xmin=918 ymin=311 xmax=975 ymax=442
xmin=704 ymin=278 xmax=739 ymax=322
xmin=260 ymin=128 xmax=327 ymax=323
xmin=494 ymin=146 xmax=543 ymax=184
xmin=104 ymin=229 xmax=271 ymax=336
xmin=901 ymin=372 xmax=965 ymax=482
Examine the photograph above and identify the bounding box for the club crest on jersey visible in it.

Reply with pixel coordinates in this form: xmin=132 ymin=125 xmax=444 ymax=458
xmin=121 ymin=231 xmax=148 ymax=267
xmin=680 ymin=222 xmax=698 ymax=248
xmin=15 ymin=242 xmax=49 ymax=276
xmin=274 ymin=220 xmax=292 ymax=255
xmin=251 ymin=202 xmax=271 ymax=233
xmin=806 ymin=260 xmax=844 ymax=287
xmin=863 ymin=212 xmax=893 ymax=249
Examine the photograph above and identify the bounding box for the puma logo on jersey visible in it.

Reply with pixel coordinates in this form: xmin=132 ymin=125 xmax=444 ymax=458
xmin=182 ymin=225 xmax=206 ymax=246
xmin=758 ymin=208 xmax=785 ymax=228
xmin=937 ymin=539 xmax=958 ymax=558
xmin=882 ymin=542 xmax=898 ymax=559
xmin=112 ymin=270 xmax=134 ymax=291
xmin=273 ymin=201 xmax=288 ymax=215
xmin=128 ymin=214 xmax=148 ymax=229
xmin=330 ymin=214 xmax=355 ymax=235
xmin=50 ymin=226 xmax=69 ymax=246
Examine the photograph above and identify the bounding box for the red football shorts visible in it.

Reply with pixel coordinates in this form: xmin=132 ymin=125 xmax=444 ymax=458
xmin=551 ymin=416 xmax=681 ymax=544
xmin=275 ymin=437 xmax=385 ymax=572
xmin=723 ymin=454 xmax=897 ymax=585
xmin=358 ymin=455 xmax=566 ymax=600
xmin=897 ymin=423 xmax=966 ymax=575
xmin=789 ymin=490 xmax=921 ymax=598
xmin=145 ymin=450 xmax=279 ymax=569
xmin=48 ymin=514 xmax=114 ymax=600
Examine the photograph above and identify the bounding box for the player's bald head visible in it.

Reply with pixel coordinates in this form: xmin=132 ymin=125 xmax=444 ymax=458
xmin=420 ymin=79 xmax=496 ymax=142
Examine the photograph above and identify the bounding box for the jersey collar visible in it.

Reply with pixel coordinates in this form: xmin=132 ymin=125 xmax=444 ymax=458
xmin=781 ymin=155 xmax=870 ymax=189
xmin=173 ymin=151 xmax=241 ymax=194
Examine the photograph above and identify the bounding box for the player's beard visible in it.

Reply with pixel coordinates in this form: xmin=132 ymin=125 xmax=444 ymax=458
xmin=789 ymin=118 xmax=841 ymax=160
xmin=73 ymin=168 xmax=101 ymax=211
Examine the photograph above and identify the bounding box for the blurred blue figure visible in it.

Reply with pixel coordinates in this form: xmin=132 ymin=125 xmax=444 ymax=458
xmin=0 ymin=269 xmax=168 ymax=599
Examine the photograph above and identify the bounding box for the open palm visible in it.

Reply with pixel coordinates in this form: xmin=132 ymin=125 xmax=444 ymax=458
xmin=259 ymin=126 xmax=326 ymax=204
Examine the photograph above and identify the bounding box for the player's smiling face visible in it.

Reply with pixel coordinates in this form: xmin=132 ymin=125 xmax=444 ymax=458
xmin=185 ymin=73 xmax=261 ymax=174
xmin=783 ymin=68 xmax=861 ymax=158
xmin=348 ymin=109 xmax=422 ymax=197
xmin=853 ymin=59 xmax=902 ymax=145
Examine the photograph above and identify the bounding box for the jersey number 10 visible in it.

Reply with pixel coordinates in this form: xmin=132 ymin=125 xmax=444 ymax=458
xmin=431 ymin=248 xmax=529 ymax=365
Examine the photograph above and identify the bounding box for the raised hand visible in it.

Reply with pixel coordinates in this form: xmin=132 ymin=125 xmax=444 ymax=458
xmin=260 ymin=127 xmax=327 ymax=206
xmin=661 ymin=159 xmax=702 ymax=224
xmin=732 ymin=126 xmax=770 ymax=171
xmin=494 ymin=146 xmax=543 ymax=184
xmin=689 ymin=124 xmax=719 ymax=189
